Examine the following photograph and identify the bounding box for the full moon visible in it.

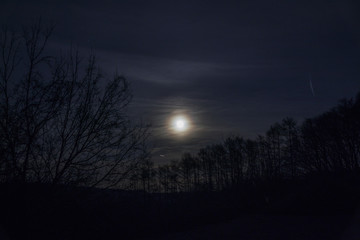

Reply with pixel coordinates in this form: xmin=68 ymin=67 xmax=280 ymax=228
xmin=171 ymin=115 xmax=190 ymax=133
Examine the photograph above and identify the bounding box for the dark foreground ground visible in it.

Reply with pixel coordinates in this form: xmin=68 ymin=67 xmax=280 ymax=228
xmin=1 ymin=213 xmax=359 ymax=239
xmin=146 ymin=214 xmax=360 ymax=240
xmin=1 ymin=173 xmax=360 ymax=239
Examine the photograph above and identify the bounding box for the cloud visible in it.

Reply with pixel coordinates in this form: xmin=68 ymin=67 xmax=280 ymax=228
xmin=3 ymin=0 xmax=359 ymax=164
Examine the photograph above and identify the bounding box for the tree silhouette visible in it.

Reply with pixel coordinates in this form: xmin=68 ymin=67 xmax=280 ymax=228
xmin=142 ymin=95 xmax=360 ymax=193
xmin=0 ymin=22 xmax=148 ymax=187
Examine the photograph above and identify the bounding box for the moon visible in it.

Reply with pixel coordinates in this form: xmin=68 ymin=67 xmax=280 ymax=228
xmin=171 ymin=115 xmax=190 ymax=133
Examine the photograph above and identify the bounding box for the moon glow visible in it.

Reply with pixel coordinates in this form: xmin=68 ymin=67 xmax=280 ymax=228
xmin=171 ymin=115 xmax=190 ymax=133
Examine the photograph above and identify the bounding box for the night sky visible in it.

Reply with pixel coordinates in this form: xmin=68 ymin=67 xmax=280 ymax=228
xmin=1 ymin=0 xmax=360 ymax=164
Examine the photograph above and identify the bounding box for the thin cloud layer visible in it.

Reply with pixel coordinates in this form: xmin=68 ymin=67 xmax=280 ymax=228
xmin=1 ymin=0 xmax=359 ymax=163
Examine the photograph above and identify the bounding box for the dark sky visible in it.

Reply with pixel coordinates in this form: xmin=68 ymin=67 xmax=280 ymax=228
xmin=1 ymin=0 xmax=360 ymax=164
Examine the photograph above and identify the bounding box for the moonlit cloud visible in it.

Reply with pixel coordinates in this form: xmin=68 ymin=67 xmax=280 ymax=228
xmin=2 ymin=0 xmax=359 ymax=164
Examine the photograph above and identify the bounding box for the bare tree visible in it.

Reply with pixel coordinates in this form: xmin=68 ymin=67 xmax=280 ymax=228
xmin=0 ymin=22 xmax=149 ymax=188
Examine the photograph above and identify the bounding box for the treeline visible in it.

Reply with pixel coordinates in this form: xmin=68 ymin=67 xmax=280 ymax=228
xmin=130 ymin=93 xmax=360 ymax=193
